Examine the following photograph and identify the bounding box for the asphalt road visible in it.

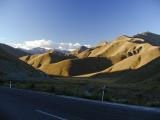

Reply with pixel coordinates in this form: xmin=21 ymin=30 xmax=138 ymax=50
xmin=0 ymin=87 xmax=160 ymax=120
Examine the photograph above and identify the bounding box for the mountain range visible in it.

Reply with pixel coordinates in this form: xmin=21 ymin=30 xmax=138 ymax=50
xmin=1 ymin=32 xmax=160 ymax=82
xmin=18 ymin=32 xmax=160 ymax=77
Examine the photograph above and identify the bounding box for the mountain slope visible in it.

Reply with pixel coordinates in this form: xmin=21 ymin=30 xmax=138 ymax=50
xmin=84 ymin=45 xmax=160 ymax=77
xmin=40 ymin=57 xmax=112 ymax=76
xmin=0 ymin=43 xmax=29 ymax=57
xmin=19 ymin=32 xmax=160 ymax=78
xmin=0 ymin=47 xmax=45 ymax=80
xmin=20 ymin=50 xmax=76 ymax=68
xmin=76 ymin=35 xmax=150 ymax=64
xmin=91 ymin=56 xmax=160 ymax=84
xmin=133 ymin=32 xmax=160 ymax=45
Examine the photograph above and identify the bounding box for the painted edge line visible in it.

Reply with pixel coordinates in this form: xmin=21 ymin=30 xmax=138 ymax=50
xmin=59 ymin=95 xmax=160 ymax=113
xmin=35 ymin=109 xmax=68 ymax=120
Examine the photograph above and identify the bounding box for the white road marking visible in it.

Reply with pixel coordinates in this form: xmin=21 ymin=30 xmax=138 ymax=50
xmin=35 ymin=109 xmax=68 ymax=120
xmin=59 ymin=95 xmax=160 ymax=113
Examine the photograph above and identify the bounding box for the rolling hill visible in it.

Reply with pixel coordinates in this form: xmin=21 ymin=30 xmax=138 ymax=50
xmin=19 ymin=32 xmax=160 ymax=78
xmin=20 ymin=50 xmax=76 ymax=68
xmin=40 ymin=57 xmax=112 ymax=76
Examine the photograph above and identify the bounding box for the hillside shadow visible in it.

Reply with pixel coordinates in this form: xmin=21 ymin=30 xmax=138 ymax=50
xmin=93 ymin=56 xmax=160 ymax=83
xmin=69 ymin=57 xmax=112 ymax=76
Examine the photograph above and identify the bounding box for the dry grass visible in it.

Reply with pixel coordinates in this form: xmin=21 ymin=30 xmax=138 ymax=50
xmin=1 ymin=76 xmax=160 ymax=107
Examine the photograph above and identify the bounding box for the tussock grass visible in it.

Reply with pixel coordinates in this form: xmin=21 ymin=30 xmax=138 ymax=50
xmin=1 ymin=77 xmax=160 ymax=107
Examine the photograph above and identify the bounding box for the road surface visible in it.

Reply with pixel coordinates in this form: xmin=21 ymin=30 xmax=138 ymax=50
xmin=0 ymin=86 xmax=160 ymax=120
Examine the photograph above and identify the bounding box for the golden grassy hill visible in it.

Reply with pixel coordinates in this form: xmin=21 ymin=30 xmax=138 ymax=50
xmin=90 ymin=56 xmax=160 ymax=84
xmin=40 ymin=57 xmax=112 ymax=76
xmin=19 ymin=32 xmax=160 ymax=78
xmin=74 ymin=32 xmax=160 ymax=77
xmin=82 ymin=45 xmax=160 ymax=77
xmin=76 ymin=35 xmax=151 ymax=64
xmin=20 ymin=50 xmax=76 ymax=68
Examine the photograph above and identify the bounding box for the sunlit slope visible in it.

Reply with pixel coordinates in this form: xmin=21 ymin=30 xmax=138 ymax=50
xmin=40 ymin=57 xmax=112 ymax=76
xmin=20 ymin=50 xmax=76 ymax=68
xmin=19 ymin=32 xmax=160 ymax=78
xmin=77 ymin=32 xmax=160 ymax=77
xmin=76 ymin=36 xmax=142 ymax=64
xmin=91 ymin=56 xmax=160 ymax=85
xmin=82 ymin=45 xmax=160 ymax=77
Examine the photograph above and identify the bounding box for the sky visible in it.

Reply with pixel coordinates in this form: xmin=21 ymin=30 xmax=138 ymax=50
xmin=0 ymin=0 xmax=160 ymax=50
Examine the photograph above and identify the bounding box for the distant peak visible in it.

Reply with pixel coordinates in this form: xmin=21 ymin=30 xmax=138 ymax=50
xmin=76 ymin=46 xmax=88 ymax=53
xmin=132 ymin=32 xmax=160 ymax=46
xmin=78 ymin=46 xmax=88 ymax=50
xmin=141 ymin=31 xmax=153 ymax=35
xmin=133 ymin=32 xmax=159 ymax=38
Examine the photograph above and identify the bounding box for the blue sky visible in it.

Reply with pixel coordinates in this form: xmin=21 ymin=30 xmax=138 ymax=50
xmin=0 ymin=0 xmax=160 ymax=50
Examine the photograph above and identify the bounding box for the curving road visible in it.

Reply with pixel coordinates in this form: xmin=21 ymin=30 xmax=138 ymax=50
xmin=0 ymin=86 xmax=160 ymax=120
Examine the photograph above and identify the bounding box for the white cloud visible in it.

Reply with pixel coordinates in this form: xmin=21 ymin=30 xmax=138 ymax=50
xmin=14 ymin=39 xmax=53 ymax=50
xmin=84 ymin=44 xmax=91 ymax=48
xmin=13 ymin=39 xmax=91 ymax=51
xmin=73 ymin=43 xmax=81 ymax=47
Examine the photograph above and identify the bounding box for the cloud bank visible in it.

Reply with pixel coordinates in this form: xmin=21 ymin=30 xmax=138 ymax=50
xmin=14 ymin=39 xmax=91 ymax=51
